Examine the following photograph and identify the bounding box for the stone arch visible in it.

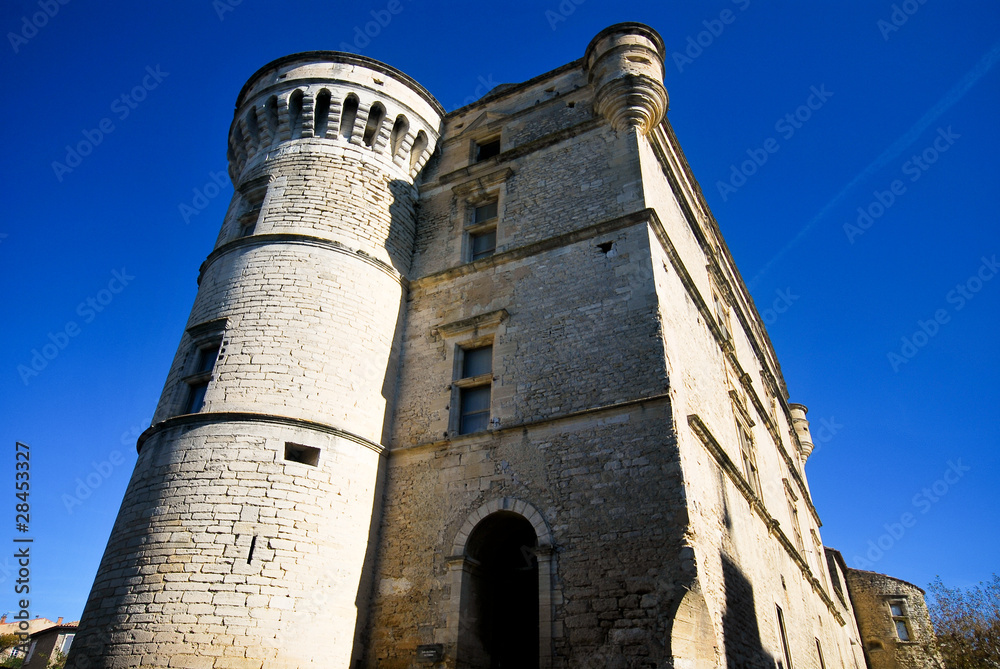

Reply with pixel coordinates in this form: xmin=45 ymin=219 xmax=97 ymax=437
xmin=314 ymin=89 xmax=332 ymax=139
xmin=288 ymin=89 xmax=305 ymax=139
xmin=668 ymin=587 xmax=718 ymax=669
xmin=363 ymin=101 xmax=386 ymax=148
xmin=452 ymin=497 xmax=552 ymax=556
xmin=449 ymin=497 xmax=554 ymax=668
xmin=340 ymin=93 xmax=359 ymax=141
xmin=389 ymin=114 xmax=409 ymax=160
xmin=409 ymin=129 xmax=429 ymax=176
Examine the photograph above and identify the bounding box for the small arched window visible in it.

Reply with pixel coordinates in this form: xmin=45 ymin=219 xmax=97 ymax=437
xmin=244 ymin=109 xmax=260 ymax=149
xmin=410 ymin=130 xmax=428 ymax=171
xmin=265 ymin=96 xmax=279 ymax=143
xmin=315 ymin=89 xmax=332 ymax=138
xmin=340 ymin=94 xmax=359 ymax=141
xmin=390 ymin=114 xmax=409 ymax=159
xmin=288 ymin=90 xmax=304 ymax=139
xmin=363 ymin=102 xmax=386 ymax=148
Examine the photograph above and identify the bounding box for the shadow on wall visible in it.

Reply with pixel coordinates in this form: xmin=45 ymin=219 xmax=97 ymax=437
xmin=352 ymin=176 xmax=425 ymax=666
xmin=721 ymin=552 xmax=778 ymax=669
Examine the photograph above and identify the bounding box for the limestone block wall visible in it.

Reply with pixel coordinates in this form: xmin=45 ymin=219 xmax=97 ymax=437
xmin=845 ymin=570 xmax=944 ymax=669
xmin=68 ymin=421 xmax=383 ymax=667
xmin=68 ymin=53 xmax=443 ymax=669
xmin=365 ymin=405 xmax=690 ymax=667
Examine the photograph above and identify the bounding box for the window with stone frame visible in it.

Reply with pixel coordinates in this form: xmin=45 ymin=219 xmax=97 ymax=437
xmin=776 ymin=605 xmax=794 ymax=669
xmin=888 ymin=599 xmax=912 ymax=641
xmin=784 ymin=483 xmax=805 ymax=557
xmin=455 ymin=344 xmax=493 ymax=434
xmin=474 ymin=135 xmax=501 ymax=163
xmin=179 ymin=318 xmax=228 ymax=416
xmin=235 ymin=175 xmax=270 ymax=238
xmin=183 ymin=341 xmax=221 ymax=414
xmin=736 ymin=419 xmax=761 ymax=497
xmin=467 ymin=198 xmax=498 ymax=261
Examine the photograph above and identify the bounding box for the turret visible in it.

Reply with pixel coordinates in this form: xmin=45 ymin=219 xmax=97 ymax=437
xmin=67 ymin=53 xmax=442 ymax=668
xmin=584 ymin=22 xmax=668 ymax=135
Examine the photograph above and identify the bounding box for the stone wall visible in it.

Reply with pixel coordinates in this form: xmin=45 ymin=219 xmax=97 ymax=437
xmin=845 ymin=569 xmax=944 ymax=669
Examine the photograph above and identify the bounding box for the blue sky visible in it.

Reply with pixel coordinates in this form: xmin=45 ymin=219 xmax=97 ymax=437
xmin=1 ymin=1 xmax=997 ymax=621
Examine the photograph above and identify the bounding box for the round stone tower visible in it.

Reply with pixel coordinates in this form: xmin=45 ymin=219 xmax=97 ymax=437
xmin=67 ymin=54 xmax=442 ymax=668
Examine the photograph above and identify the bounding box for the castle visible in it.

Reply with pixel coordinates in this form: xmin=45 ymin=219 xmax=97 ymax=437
xmin=67 ymin=23 xmax=943 ymax=669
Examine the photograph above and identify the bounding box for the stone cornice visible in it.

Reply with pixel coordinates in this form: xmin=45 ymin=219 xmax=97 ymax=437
xmin=136 ymin=411 xmax=385 ymax=456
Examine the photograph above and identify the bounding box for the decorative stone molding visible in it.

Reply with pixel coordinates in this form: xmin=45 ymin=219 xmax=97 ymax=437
xmin=584 ymin=22 xmax=668 ymax=135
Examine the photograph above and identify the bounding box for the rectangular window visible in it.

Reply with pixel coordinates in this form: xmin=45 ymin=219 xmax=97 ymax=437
xmin=457 ymin=345 xmax=493 ymax=435
xmin=889 ymin=601 xmax=911 ymax=640
xmin=738 ymin=422 xmax=761 ymax=497
xmin=183 ymin=341 xmax=221 ymax=414
xmin=236 ymin=177 xmax=270 ymax=238
xmin=475 ymin=137 xmax=500 ymax=162
xmin=776 ymin=605 xmax=793 ymax=669
xmin=473 ymin=200 xmax=498 ymax=224
xmin=284 ymin=442 xmax=320 ymax=467
xmin=470 ymin=228 xmax=497 ymax=261
xmin=713 ymin=290 xmax=731 ymax=340
xmin=788 ymin=498 xmax=804 ymax=555
xmin=185 ymin=381 xmax=209 ymax=414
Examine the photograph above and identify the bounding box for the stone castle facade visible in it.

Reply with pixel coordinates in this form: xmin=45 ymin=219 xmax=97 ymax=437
xmin=67 ymin=23 xmax=942 ymax=669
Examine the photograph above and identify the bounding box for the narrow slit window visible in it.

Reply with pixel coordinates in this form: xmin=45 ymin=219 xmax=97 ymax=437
xmin=776 ymin=605 xmax=793 ymax=669
xmin=340 ymin=94 xmax=359 ymax=141
xmin=289 ymin=90 xmax=304 ymax=138
xmin=363 ymin=102 xmax=386 ymax=147
xmin=390 ymin=114 xmax=408 ymax=158
xmin=315 ymin=89 xmax=332 ymax=138
xmin=410 ymin=130 xmax=428 ymax=170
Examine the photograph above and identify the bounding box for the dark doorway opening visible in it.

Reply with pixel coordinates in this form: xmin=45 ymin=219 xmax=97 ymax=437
xmin=459 ymin=511 xmax=539 ymax=668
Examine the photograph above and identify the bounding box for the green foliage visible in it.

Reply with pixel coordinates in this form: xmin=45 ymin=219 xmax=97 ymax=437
xmin=47 ymin=650 xmax=67 ymax=669
xmin=927 ymin=574 xmax=1000 ymax=669
xmin=0 ymin=656 xmax=23 ymax=668
xmin=0 ymin=635 xmax=21 ymax=652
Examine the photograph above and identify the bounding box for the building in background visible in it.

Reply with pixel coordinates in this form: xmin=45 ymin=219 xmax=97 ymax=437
xmin=67 ymin=23 xmax=942 ymax=668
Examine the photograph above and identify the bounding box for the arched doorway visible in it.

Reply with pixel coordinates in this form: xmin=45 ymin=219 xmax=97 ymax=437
xmin=458 ymin=511 xmax=539 ymax=668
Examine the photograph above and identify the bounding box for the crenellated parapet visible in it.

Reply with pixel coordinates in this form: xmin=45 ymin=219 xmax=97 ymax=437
xmin=227 ymin=52 xmax=443 ymax=184
xmin=584 ymin=23 xmax=668 ymax=135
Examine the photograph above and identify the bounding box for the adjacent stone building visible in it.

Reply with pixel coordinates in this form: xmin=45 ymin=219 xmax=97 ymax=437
xmin=67 ymin=23 xmax=940 ymax=669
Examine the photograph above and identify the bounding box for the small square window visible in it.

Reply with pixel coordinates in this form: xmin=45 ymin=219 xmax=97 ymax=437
xmin=470 ymin=229 xmax=497 ymax=261
xmin=284 ymin=443 xmax=320 ymax=466
xmin=475 ymin=138 xmax=500 ymax=162
xmin=473 ymin=200 xmax=498 ymax=224
xmin=889 ymin=603 xmax=904 ymax=617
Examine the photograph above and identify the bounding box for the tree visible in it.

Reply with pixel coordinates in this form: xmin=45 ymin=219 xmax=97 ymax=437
xmin=927 ymin=574 xmax=1000 ymax=669
xmin=0 ymin=635 xmax=19 ymax=653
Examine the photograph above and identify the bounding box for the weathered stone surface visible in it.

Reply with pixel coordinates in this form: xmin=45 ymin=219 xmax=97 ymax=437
xmin=69 ymin=22 xmax=937 ymax=669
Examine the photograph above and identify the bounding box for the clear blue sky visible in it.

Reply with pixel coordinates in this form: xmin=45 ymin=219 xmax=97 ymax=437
xmin=1 ymin=1 xmax=997 ymax=621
